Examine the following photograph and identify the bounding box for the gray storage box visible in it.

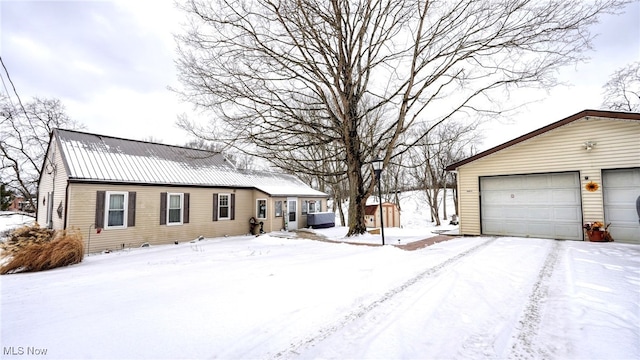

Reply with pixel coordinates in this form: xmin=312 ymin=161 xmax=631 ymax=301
xmin=307 ymin=212 xmax=335 ymax=229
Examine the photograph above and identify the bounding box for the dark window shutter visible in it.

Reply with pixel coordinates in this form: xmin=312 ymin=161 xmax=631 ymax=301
xmin=183 ymin=193 xmax=190 ymax=224
xmin=160 ymin=192 xmax=167 ymax=225
xmin=230 ymin=193 xmax=235 ymax=220
xmin=95 ymin=191 xmax=105 ymax=228
xmin=212 ymin=193 xmax=218 ymax=221
xmin=128 ymin=192 xmax=136 ymax=227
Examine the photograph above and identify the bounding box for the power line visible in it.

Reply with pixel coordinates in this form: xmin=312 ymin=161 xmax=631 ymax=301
xmin=0 ymin=55 xmax=31 ymax=121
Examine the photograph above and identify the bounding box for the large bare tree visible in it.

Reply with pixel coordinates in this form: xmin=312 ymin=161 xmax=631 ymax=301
xmin=1 ymin=94 xmax=83 ymax=211
xmin=174 ymin=0 xmax=627 ymax=236
xmin=601 ymin=61 xmax=640 ymax=112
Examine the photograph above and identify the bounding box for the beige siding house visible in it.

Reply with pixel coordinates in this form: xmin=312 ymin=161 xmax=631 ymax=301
xmin=446 ymin=110 xmax=640 ymax=244
xmin=37 ymin=129 xmax=328 ymax=253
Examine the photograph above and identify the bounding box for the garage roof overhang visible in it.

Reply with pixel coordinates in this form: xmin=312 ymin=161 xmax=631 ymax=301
xmin=445 ymin=109 xmax=640 ymax=172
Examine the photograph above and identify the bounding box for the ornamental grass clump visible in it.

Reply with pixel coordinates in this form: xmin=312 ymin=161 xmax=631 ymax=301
xmin=0 ymin=224 xmax=84 ymax=275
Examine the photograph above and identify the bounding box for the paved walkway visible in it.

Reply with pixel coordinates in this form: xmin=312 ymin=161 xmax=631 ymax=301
xmin=395 ymin=235 xmax=459 ymax=250
xmin=290 ymin=230 xmax=459 ymax=251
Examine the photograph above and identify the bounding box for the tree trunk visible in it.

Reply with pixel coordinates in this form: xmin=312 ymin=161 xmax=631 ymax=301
xmin=332 ymin=189 xmax=347 ymax=227
xmin=338 ymin=201 xmax=346 ymax=227
xmin=431 ymin=188 xmax=441 ymax=226
xmin=346 ymin=160 xmax=368 ymax=236
xmin=442 ymin=182 xmax=448 ymax=220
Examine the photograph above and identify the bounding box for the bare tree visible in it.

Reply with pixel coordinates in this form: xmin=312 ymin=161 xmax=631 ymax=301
xmin=1 ymin=93 xmax=83 ymax=210
xmin=175 ymin=0 xmax=627 ymax=236
xmin=408 ymin=121 xmax=479 ymax=225
xmin=183 ymin=138 xmax=259 ymax=170
xmin=601 ymin=61 xmax=640 ymax=112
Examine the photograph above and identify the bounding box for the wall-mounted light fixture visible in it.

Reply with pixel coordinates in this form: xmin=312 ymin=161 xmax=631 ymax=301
xmin=584 ymin=141 xmax=597 ymax=151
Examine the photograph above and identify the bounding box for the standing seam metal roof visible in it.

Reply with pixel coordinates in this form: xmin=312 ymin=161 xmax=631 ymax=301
xmin=54 ymin=129 xmax=327 ymax=197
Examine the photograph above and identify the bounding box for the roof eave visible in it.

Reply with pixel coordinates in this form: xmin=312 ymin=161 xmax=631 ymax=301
xmin=445 ymin=109 xmax=640 ymax=171
xmin=67 ymin=178 xmax=328 ymax=196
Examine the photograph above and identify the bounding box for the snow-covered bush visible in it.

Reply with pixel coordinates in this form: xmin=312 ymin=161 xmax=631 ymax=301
xmin=0 ymin=224 xmax=84 ymax=274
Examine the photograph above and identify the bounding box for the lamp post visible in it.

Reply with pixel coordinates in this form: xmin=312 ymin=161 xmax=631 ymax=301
xmin=371 ymin=157 xmax=385 ymax=245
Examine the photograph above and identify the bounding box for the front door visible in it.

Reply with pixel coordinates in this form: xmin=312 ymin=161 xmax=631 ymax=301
xmin=287 ymin=198 xmax=298 ymax=230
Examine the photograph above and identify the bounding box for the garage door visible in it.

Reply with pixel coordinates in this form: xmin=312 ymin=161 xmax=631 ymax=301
xmin=603 ymin=168 xmax=640 ymax=244
xmin=480 ymin=172 xmax=582 ymax=240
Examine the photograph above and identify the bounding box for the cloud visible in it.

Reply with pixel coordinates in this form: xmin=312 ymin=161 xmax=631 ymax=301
xmin=1 ymin=0 xmax=637 ymax=152
xmin=1 ymin=0 xmax=174 ymax=101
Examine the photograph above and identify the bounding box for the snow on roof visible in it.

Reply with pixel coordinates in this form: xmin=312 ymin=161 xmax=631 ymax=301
xmin=54 ymin=129 xmax=327 ymax=197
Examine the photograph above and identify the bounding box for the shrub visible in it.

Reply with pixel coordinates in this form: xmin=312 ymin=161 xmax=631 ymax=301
xmin=0 ymin=224 xmax=84 ymax=275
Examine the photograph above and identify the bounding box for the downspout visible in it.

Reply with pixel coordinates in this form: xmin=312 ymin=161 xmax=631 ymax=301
xmin=63 ymin=181 xmax=70 ymax=230
xmin=46 ymin=145 xmax=57 ymax=229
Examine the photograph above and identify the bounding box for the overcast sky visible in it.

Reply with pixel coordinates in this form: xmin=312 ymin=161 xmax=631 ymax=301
xmin=1 ymin=0 xmax=639 ymax=150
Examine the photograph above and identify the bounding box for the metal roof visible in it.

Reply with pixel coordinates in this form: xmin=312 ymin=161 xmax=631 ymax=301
xmin=54 ymin=129 xmax=327 ymax=197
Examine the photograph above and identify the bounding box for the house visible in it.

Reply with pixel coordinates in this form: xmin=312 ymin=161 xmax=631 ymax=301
xmin=7 ymin=195 xmax=35 ymax=213
xmin=364 ymin=202 xmax=401 ymax=228
xmin=8 ymin=196 xmax=24 ymax=212
xmin=445 ymin=110 xmax=640 ymax=244
xmin=36 ymin=129 xmax=329 ymax=253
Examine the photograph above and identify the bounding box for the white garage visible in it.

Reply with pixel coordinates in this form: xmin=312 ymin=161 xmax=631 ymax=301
xmin=446 ymin=110 xmax=640 ymax=243
xmin=603 ymin=168 xmax=640 ymax=243
xmin=480 ymin=173 xmax=583 ymax=240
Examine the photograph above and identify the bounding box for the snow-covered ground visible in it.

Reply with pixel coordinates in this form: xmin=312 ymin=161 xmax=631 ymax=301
xmin=1 ymin=233 xmax=638 ymax=359
xmin=1 ymin=193 xmax=639 ymax=359
xmin=332 ymin=189 xmax=460 ymax=245
xmin=0 ymin=211 xmax=35 ymax=239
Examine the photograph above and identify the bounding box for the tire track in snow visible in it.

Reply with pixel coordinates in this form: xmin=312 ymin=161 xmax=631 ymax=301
xmin=271 ymin=237 xmax=497 ymax=359
xmin=509 ymin=239 xmax=561 ymax=360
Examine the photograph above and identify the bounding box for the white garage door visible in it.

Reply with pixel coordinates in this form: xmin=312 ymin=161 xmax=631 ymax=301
xmin=480 ymin=172 xmax=582 ymax=240
xmin=603 ymin=168 xmax=640 ymax=244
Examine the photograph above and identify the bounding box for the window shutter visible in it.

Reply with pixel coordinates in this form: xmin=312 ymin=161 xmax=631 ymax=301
xmin=212 ymin=193 xmax=218 ymax=221
xmin=128 ymin=192 xmax=136 ymax=227
xmin=160 ymin=192 xmax=167 ymax=225
xmin=183 ymin=193 xmax=190 ymax=224
xmin=95 ymin=191 xmax=105 ymax=228
xmin=230 ymin=193 xmax=235 ymax=220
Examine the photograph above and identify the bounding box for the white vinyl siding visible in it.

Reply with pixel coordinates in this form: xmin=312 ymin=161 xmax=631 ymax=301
xmin=36 ymin=141 xmax=69 ymax=230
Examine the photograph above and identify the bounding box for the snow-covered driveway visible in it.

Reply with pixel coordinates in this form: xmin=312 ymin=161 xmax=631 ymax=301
xmin=1 ymin=236 xmax=638 ymax=359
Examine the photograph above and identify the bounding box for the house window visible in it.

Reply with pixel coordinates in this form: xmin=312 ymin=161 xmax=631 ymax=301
xmin=275 ymin=201 xmax=283 ymax=217
xmin=308 ymin=200 xmax=317 ymax=214
xmin=167 ymin=193 xmax=183 ymax=225
xmin=257 ymin=199 xmax=267 ymax=219
xmin=106 ymin=191 xmax=127 ymax=228
xmin=219 ymin=194 xmax=230 ymax=220
xmin=97 ymin=191 xmax=136 ymax=229
xmin=213 ymin=193 xmax=234 ymax=221
xmin=302 ymin=200 xmax=308 ymax=215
